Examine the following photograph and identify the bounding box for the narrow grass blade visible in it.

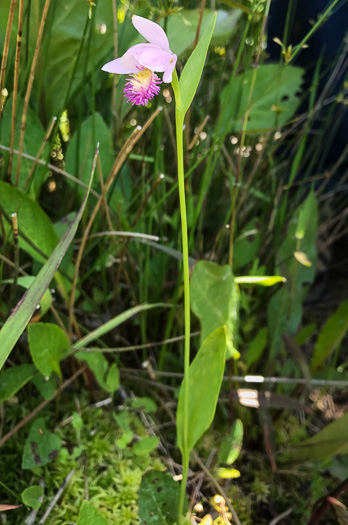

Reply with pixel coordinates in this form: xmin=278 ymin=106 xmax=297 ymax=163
xmin=73 ymin=303 xmax=169 ymax=350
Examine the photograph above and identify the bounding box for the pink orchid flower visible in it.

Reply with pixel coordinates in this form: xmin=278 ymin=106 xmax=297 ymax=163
xmin=102 ymin=15 xmax=177 ymax=107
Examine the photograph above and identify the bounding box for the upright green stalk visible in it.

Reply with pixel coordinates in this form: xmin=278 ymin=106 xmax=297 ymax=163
xmin=172 ymin=69 xmax=190 ymax=524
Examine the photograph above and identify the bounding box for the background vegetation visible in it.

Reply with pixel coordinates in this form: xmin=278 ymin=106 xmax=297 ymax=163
xmin=0 ymin=0 xmax=347 ymax=523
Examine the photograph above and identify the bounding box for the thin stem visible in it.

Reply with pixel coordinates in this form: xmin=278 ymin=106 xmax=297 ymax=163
xmin=16 ymin=0 xmax=52 ymax=185
xmin=172 ymin=69 xmax=190 ymax=525
xmin=8 ymin=0 xmax=24 ymax=181
xmin=0 ymin=0 xmax=17 ymax=118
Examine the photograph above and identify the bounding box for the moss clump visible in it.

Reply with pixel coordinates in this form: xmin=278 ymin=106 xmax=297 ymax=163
xmin=43 ymin=403 xmax=164 ymax=524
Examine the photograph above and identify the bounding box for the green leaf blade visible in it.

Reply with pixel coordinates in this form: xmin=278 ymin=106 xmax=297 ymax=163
xmin=28 ymin=323 xmax=70 ymax=379
xmin=138 ymin=470 xmax=185 ymax=525
xmin=177 ymin=326 xmax=227 ymax=455
xmin=179 ymin=12 xmax=217 ymax=114
xmin=311 ymin=299 xmax=348 ymax=370
xmin=21 ymin=485 xmax=44 ymax=509
xmin=191 ymin=261 xmax=239 ymax=358
xmin=0 ymin=364 xmax=36 ymax=403
xmin=77 ymin=501 xmax=107 ymax=525
xmin=22 ymin=418 xmax=62 ymax=469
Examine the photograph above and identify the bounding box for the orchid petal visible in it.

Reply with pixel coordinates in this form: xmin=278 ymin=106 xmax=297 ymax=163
xmin=163 ymin=54 xmax=177 ymax=83
xmin=130 ymin=43 xmax=174 ymax=73
xmin=132 ymin=15 xmax=170 ymax=51
xmin=101 ymin=51 xmax=141 ymax=74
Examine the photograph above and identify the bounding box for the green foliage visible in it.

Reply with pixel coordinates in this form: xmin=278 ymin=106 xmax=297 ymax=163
xmin=31 ymin=374 xmax=56 ymax=400
xmin=311 ymin=299 xmax=348 ymax=370
xmin=0 ymin=2 xmax=346 ymax=523
xmin=38 ymin=0 xmax=116 ymax=116
xmin=177 ymin=327 xmax=226 ymax=455
xmin=1 ymin=276 xmax=53 ymax=317
xmin=133 ymin=436 xmax=160 ymax=456
xmin=219 ymin=64 xmax=304 ymax=134
xmin=168 ymin=9 xmax=240 ymax=56
xmin=179 ymin=12 xmax=217 ymax=115
xmin=22 ymin=418 xmax=62 ymax=469
xmin=0 ymin=364 xmax=36 ymax=403
xmin=218 ymin=419 xmax=243 ymax=465
xmin=245 ymin=327 xmax=268 ymax=367
xmin=131 ymin=397 xmax=157 ymax=413
xmin=65 ymin=113 xmax=113 ymax=203
xmin=233 ymin=219 xmax=261 ymax=270
xmin=28 ymin=323 xmax=70 ymax=379
xmin=77 ymin=501 xmax=108 ymax=525
xmin=0 ymin=165 xmax=94 ymax=371
xmin=0 ymin=181 xmax=58 ymax=263
xmin=76 ymin=352 xmax=120 ymax=393
xmin=191 ymin=261 xmax=239 ymax=358
xmin=0 ymin=97 xmax=50 ymax=195
xmin=138 ymin=470 xmax=184 ymax=525
xmin=21 ymin=485 xmax=44 ymax=509
xmin=268 ymin=191 xmax=318 ymax=358
xmin=285 ymin=412 xmax=348 ymax=464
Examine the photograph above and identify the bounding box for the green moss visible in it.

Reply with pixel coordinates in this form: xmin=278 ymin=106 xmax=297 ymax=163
xmin=44 ymin=405 xmax=164 ymax=524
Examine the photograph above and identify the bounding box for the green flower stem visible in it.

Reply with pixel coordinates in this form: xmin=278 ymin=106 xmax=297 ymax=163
xmin=172 ymin=69 xmax=190 ymax=524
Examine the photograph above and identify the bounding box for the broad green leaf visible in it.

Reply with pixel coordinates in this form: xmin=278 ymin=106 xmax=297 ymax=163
xmin=0 ymin=151 xmax=95 ymax=371
xmin=32 ymin=374 xmax=56 ymax=400
xmin=191 ymin=261 xmax=239 ymax=358
xmin=73 ymin=303 xmax=167 ymax=350
xmin=245 ymin=327 xmax=268 ymax=367
xmin=106 ymin=363 xmax=120 ymax=392
xmin=233 ymin=219 xmax=261 ymax=270
xmin=133 ymin=437 xmax=160 ymax=456
xmin=0 ymin=96 xmax=50 ymax=195
xmin=179 ymin=13 xmax=217 ymax=115
xmin=218 ymin=419 xmax=243 ymax=465
xmin=235 ymin=276 xmax=286 ymax=286
xmin=76 ymin=352 xmax=119 ymax=393
xmin=0 ymin=182 xmax=59 ymax=264
xmin=177 ymin=327 xmax=226 ymax=455
xmin=65 ymin=113 xmax=113 ymax=203
xmin=311 ymin=299 xmax=348 ymax=370
xmin=1 ymin=276 xmax=52 ymax=317
xmin=28 ymin=323 xmax=70 ymax=380
xmin=22 ymin=418 xmax=62 ymax=469
xmin=168 ymin=9 xmax=240 ymax=57
xmin=285 ymin=412 xmax=348 ymax=464
xmin=0 ymin=364 xmax=36 ymax=403
xmin=77 ymin=501 xmax=107 ymax=525
xmin=138 ymin=470 xmax=186 ymax=525
xmin=218 ymin=64 xmax=304 ymax=135
xmin=38 ymin=2 xmax=117 ymax=117
xmin=21 ymin=485 xmax=44 ymax=509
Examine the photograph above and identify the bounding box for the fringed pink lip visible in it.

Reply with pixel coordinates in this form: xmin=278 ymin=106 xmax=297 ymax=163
xmin=123 ymin=68 xmax=162 ymax=106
